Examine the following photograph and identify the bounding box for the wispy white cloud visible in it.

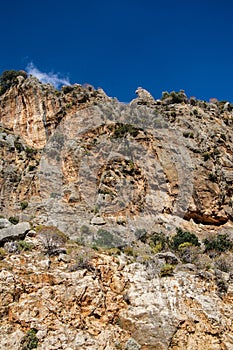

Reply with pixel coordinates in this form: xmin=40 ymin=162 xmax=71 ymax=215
xmin=26 ymin=62 xmax=70 ymax=88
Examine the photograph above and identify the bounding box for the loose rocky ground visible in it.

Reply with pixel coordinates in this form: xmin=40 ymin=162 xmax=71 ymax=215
xmin=0 ymin=221 xmax=232 ymax=349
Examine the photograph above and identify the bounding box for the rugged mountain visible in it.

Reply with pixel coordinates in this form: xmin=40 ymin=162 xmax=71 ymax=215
xmin=0 ymin=74 xmax=232 ymax=349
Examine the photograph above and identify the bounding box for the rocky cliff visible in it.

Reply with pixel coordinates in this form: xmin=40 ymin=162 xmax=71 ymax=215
xmin=0 ymin=73 xmax=232 ymax=349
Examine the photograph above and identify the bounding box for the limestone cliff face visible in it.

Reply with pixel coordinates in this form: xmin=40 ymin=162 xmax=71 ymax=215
xmin=0 ymin=76 xmax=109 ymax=149
xmin=0 ymin=76 xmax=64 ymax=149
xmin=0 ymin=77 xmax=109 ymax=215
xmin=0 ymin=77 xmax=233 ymax=349
xmin=0 ymin=78 xmax=232 ymax=235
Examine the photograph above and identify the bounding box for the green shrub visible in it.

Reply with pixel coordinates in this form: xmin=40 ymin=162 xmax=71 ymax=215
xmin=171 ymin=228 xmax=200 ymax=250
xmin=203 ymin=234 xmax=232 ymax=253
xmin=20 ymin=201 xmax=28 ymax=210
xmin=123 ymin=246 xmax=134 ymax=256
xmin=0 ymin=248 xmax=6 ymax=260
xmin=161 ymin=90 xmax=188 ymax=104
xmin=25 ymin=146 xmax=36 ymax=155
xmin=0 ymin=70 xmax=27 ymax=95
xmin=18 ymin=240 xmax=34 ymax=251
xmin=8 ymin=216 xmax=19 ymax=225
xmin=203 ymin=152 xmax=211 ymax=161
xmin=160 ymin=263 xmax=174 ymax=277
xmin=178 ymin=242 xmax=193 ymax=250
xmin=20 ymin=328 xmax=38 ymax=349
xmin=150 ymin=231 xmax=169 ymax=251
xmin=94 ymin=229 xmax=122 ymax=248
xmin=14 ymin=140 xmax=24 ymax=152
xmin=214 ymin=257 xmax=231 ymax=272
xmin=112 ymin=123 xmax=140 ymax=139
xmin=28 ymin=165 xmax=36 ymax=172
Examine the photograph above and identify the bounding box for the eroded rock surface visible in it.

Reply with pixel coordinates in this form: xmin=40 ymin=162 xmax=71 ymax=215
xmin=0 ymin=78 xmax=232 ymax=237
xmin=0 ymin=76 xmax=233 ymax=349
xmin=0 ymin=236 xmax=232 ymax=349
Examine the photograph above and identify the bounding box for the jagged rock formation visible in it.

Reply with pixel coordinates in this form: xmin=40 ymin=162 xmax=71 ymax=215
xmin=0 ymin=76 xmax=109 ymax=149
xmin=0 ymin=75 xmax=233 ymax=349
xmin=0 ymin=76 xmax=232 ymax=236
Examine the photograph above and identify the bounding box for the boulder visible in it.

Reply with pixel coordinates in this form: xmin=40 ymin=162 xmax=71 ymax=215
xmin=0 ymin=222 xmax=31 ymax=244
xmin=91 ymin=216 xmax=106 ymax=225
xmin=155 ymin=251 xmax=180 ymax=265
xmin=125 ymin=338 xmax=141 ymax=350
xmin=0 ymin=218 xmax=12 ymax=230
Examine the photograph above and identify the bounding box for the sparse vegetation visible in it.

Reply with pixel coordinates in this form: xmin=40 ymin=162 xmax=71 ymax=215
xmin=18 ymin=240 xmax=34 ymax=251
xmin=161 ymin=90 xmax=188 ymax=104
xmin=214 ymin=256 xmax=232 ymax=272
xmin=28 ymin=165 xmax=36 ymax=172
xmin=8 ymin=216 xmax=19 ymax=225
xmin=1 ymin=65 xmax=233 ymax=350
xmin=0 ymin=248 xmax=6 ymax=260
xmin=183 ymin=131 xmax=194 ymax=138
xmin=150 ymin=231 xmax=169 ymax=252
xmin=160 ymin=263 xmax=174 ymax=277
xmin=80 ymin=225 xmax=91 ymax=234
xmin=94 ymin=229 xmax=123 ymax=248
xmin=203 ymin=152 xmax=211 ymax=161
xmin=112 ymin=123 xmax=141 ymax=139
xmin=62 ymin=85 xmax=74 ymax=94
xmin=20 ymin=201 xmax=28 ymax=210
xmin=20 ymin=328 xmax=38 ymax=350
xmin=36 ymin=225 xmax=68 ymax=255
xmin=203 ymin=234 xmax=233 ymax=253
xmin=14 ymin=140 xmax=24 ymax=152
xmin=171 ymin=228 xmax=200 ymax=250
xmin=208 ymin=172 xmax=217 ymax=182
xmin=25 ymin=146 xmax=36 ymax=155
xmin=123 ymin=246 xmax=135 ymax=256
xmin=69 ymin=248 xmax=94 ymax=272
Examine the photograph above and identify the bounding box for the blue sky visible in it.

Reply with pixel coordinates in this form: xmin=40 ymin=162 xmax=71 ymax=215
xmin=1 ymin=0 xmax=233 ymax=102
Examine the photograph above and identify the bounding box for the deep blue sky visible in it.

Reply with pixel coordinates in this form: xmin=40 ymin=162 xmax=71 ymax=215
xmin=1 ymin=0 xmax=233 ymax=102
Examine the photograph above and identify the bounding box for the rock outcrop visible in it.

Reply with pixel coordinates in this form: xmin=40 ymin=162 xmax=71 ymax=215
xmin=1 ymin=78 xmax=232 ymax=240
xmin=0 ymin=221 xmax=30 ymax=244
xmin=0 ymin=75 xmax=233 ymax=349
xmin=0 ymin=76 xmax=63 ymax=149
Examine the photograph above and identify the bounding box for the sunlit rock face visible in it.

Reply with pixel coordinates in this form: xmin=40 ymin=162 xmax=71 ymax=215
xmin=0 ymin=77 xmax=233 ymax=349
xmin=0 ymin=78 xmax=232 ymax=238
xmin=0 ymin=76 xmax=64 ymax=149
xmin=0 ymin=239 xmax=232 ymax=350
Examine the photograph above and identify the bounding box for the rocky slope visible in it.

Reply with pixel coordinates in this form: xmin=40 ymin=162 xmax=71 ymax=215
xmin=0 ymin=74 xmax=233 ymax=349
xmin=0 ymin=223 xmax=232 ymax=350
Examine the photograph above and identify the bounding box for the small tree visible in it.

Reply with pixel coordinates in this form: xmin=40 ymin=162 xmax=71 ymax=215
xmin=36 ymin=225 xmax=68 ymax=255
xmin=0 ymin=70 xmax=27 ymax=95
